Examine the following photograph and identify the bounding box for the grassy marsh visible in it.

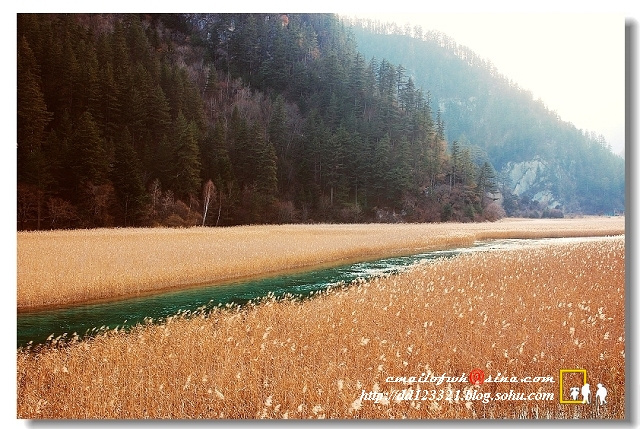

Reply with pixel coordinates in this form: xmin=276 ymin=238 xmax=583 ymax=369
xmin=17 ymin=234 xmax=625 ymax=419
xmin=17 ymin=217 xmax=624 ymax=310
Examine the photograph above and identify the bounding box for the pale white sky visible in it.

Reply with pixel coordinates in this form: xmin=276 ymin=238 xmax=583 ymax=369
xmin=350 ymin=11 xmax=627 ymax=157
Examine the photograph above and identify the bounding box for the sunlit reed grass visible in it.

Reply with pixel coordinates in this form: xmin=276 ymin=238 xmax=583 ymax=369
xmin=17 ymin=217 xmax=624 ymax=310
xmin=17 ymin=236 xmax=625 ymax=419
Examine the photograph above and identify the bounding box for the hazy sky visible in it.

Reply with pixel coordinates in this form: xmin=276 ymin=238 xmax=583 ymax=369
xmin=350 ymin=11 xmax=627 ymax=156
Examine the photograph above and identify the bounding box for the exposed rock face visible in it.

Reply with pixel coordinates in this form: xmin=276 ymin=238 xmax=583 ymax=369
xmin=502 ymin=156 xmax=561 ymax=209
xmin=508 ymin=157 xmax=546 ymax=195
xmin=532 ymin=190 xmax=558 ymax=208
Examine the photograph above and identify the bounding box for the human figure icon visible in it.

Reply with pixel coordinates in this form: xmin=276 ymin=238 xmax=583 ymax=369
xmin=595 ymin=383 xmax=607 ymax=405
xmin=569 ymin=387 xmax=580 ymax=401
xmin=581 ymin=383 xmax=591 ymax=404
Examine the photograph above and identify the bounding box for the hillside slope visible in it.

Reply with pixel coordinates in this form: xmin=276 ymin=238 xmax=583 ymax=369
xmin=17 ymin=14 xmax=624 ymax=231
xmin=349 ymin=20 xmax=625 ymax=216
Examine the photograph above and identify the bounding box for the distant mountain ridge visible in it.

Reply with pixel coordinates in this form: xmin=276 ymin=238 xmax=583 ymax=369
xmin=348 ymin=18 xmax=625 ymax=215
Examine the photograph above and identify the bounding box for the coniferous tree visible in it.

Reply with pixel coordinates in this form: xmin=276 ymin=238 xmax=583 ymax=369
xmin=143 ymin=84 xmax=172 ymax=168
xmin=372 ymin=134 xmax=392 ymax=206
xmin=201 ymin=118 xmax=234 ymax=202
xmin=326 ymin=126 xmax=348 ymax=206
xmin=17 ymin=36 xmax=53 ymax=229
xmin=96 ymin=62 xmax=121 ymax=143
xmin=68 ymin=111 xmax=109 ymax=188
xmin=476 ymin=161 xmax=498 ymax=198
xmin=172 ymin=112 xmax=202 ymax=199
xmin=228 ymin=106 xmax=251 ymax=190
xmin=111 ymin=127 xmax=146 ymax=226
xmin=268 ymin=95 xmax=290 ymax=192
xmin=17 ymin=36 xmax=52 ymax=182
xmin=75 ymin=39 xmax=101 ymax=120
xmin=256 ymin=131 xmax=278 ymax=200
xmin=391 ymin=136 xmax=413 ymax=201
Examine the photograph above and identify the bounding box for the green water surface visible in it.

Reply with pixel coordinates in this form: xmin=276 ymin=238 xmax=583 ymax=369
xmin=17 ymin=237 xmax=612 ymax=348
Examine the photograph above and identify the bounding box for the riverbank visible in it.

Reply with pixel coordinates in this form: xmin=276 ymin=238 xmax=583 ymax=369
xmin=17 ymin=235 xmax=625 ymax=419
xmin=17 ymin=217 xmax=624 ymax=310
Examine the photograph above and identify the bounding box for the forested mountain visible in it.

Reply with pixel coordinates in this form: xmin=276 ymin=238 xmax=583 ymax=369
xmin=348 ymin=18 xmax=625 ymax=217
xmin=17 ymin=13 xmax=624 ymax=230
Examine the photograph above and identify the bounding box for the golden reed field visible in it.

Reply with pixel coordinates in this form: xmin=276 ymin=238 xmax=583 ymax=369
xmin=17 ymin=217 xmax=624 ymax=310
xmin=17 ymin=217 xmax=624 ymax=419
xmin=17 ymin=234 xmax=624 ymax=419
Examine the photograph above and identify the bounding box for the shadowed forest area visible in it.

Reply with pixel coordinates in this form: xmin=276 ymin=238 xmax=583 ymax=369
xmin=17 ymin=14 xmax=624 ymax=230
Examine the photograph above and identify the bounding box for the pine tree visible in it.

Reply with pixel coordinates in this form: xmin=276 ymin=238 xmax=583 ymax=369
xmin=372 ymin=134 xmax=392 ymax=205
xmin=172 ymin=111 xmax=202 ymax=199
xmin=17 ymin=36 xmax=52 ymax=183
xmin=348 ymin=53 xmax=366 ymax=114
xmin=436 ymin=108 xmax=445 ymax=141
xmin=268 ymin=95 xmax=288 ymax=154
xmin=326 ymin=127 xmax=348 ymax=206
xmin=200 ymin=119 xmax=233 ymax=191
xmin=458 ymin=146 xmax=476 ymax=188
xmin=476 ymin=161 xmax=498 ymax=201
xmin=450 ymin=140 xmax=460 ymax=188
xmin=204 ymin=65 xmax=218 ymax=100
xmin=69 ymin=111 xmax=109 ymax=187
xmin=144 ymin=84 xmax=172 ymax=153
xmin=255 ymin=130 xmax=278 ymax=199
xmin=154 ymin=135 xmax=174 ymax=189
xmin=17 ymin=35 xmax=52 ymax=229
xmin=268 ymin=95 xmax=289 ymax=190
xmin=111 ymin=127 xmax=146 ymax=226
xmin=228 ymin=106 xmax=251 ymax=189
xmin=96 ymin=62 xmax=121 ymax=142
xmin=260 ymin=19 xmax=289 ymax=91
xmin=59 ymin=29 xmax=80 ymax=118
xmin=391 ymin=136 xmax=413 ymax=201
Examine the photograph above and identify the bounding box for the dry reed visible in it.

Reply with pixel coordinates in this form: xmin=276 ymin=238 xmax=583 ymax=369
xmin=17 ymin=236 xmax=625 ymax=419
xmin=17 ymin=217 xmax=624 ymax=310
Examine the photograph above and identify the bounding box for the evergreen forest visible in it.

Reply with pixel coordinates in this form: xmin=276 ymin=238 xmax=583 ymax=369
xmin=17 ymin=13 xmax=625 ymax=230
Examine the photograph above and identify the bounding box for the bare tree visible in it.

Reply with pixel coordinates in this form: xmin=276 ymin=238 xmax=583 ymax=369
xmin=216 ymin=187 xmax=224 ymax=227
xmin=47 ymin=197 xmax=77 ymax=228
xmin=202 ymin=179 xmax=216 ymax=226
xmin=149 ymin=179 xmax=162 ymax=220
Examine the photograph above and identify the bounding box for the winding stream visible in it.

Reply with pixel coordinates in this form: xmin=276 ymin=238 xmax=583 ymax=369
xmin=17 ymin=236 xmax=617 ymax=348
